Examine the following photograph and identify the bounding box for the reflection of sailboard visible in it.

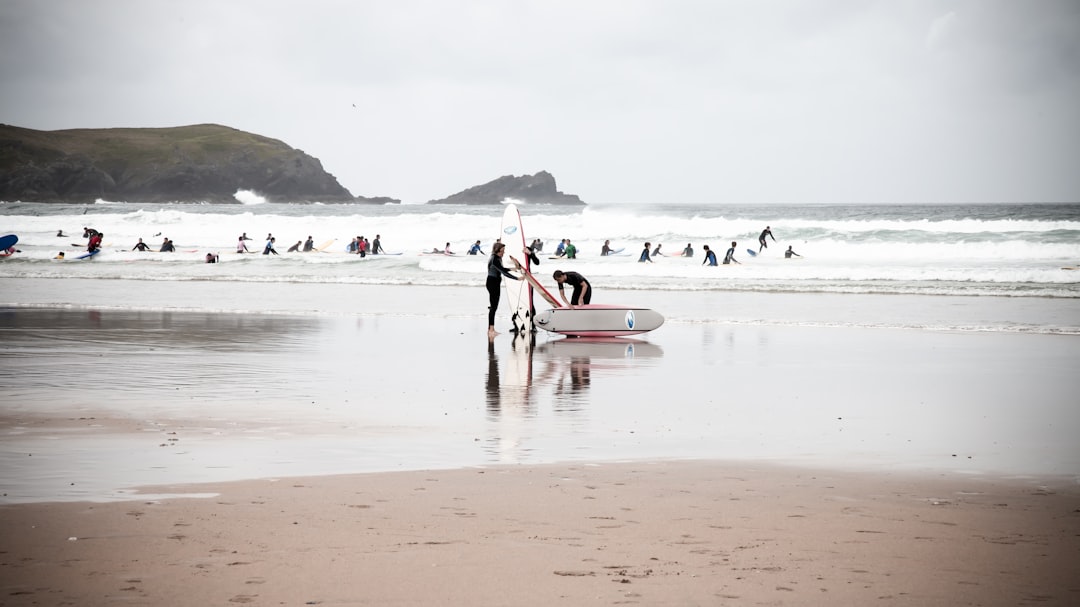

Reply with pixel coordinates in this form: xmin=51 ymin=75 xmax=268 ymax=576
xmin=539 ymin=337 xmax=663 ymax=359
xmin=500 ymin=203 xmax=533 ymax=335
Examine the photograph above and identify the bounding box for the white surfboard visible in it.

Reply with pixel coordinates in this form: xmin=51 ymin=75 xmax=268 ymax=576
xmin=500 ymin=204 xmax=533 ymax=335
xmin=534 ymin=304 xmax=665 ymax=337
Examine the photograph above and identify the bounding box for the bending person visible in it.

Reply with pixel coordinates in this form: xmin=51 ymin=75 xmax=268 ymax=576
xmin=552 ymin=270 xmax=591 ymax=309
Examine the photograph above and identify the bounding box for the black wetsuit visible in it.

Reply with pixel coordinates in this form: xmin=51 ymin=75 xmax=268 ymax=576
xmin=486 ymin=254 xmax=519 ymax=326
xmin=558 ymin=271 xmax=592 ymax=305
xmin=303 ymin=238 xmax=315 ymax=252
xmin=723 ymin=247 xmax=736 ymax=264
xmin=759 ymin=228 xmax=775 ymax=250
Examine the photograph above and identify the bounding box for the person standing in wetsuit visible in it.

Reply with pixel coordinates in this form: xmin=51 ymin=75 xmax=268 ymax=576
xmin=486 ymin=242 xmax=522 ymax=338
xmin=758 ymin=226 xmax=776 ymax=252
xmin=302 ymin=236 xmax=315 ymax=252
xmin=553 ymin=270 xmax=592 ymax=308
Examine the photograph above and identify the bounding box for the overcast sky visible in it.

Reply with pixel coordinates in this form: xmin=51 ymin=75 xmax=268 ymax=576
xmin=2 ymin=0 xmax=1078 ymax=204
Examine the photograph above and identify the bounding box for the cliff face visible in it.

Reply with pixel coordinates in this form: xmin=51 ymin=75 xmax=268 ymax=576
xmin=426 ymin=171 xmax=585 ymax=205
xmin=0 ymin=123 xmax=369 ymax=203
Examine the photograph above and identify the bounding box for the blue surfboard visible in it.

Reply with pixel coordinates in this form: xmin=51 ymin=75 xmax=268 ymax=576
xmin=75 ymin=250 xmax=100 ymax=260
xmin=0 ymin=234 xmax=18 ymax=251
xmin=746 ymin=248 xmax=757 ymax=257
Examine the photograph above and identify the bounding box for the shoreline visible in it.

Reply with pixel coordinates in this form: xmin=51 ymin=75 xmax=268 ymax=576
xmin=2 ymin=460 xmax=1078 ymax=606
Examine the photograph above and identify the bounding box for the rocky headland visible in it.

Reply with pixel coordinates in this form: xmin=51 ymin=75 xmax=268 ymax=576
xmin=0 ymin=124 xmax=376 ymax=204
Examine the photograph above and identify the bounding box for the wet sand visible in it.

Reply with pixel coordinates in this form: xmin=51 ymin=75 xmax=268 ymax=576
xmin=1 ymin=295 xmax=1079 ymax=604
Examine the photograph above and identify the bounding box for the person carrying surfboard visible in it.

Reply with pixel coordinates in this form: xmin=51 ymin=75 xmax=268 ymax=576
xmin=486 ymin=242 xmax=523 ymax=338
xmin=552 ymin=270 xmax=592 ymax=309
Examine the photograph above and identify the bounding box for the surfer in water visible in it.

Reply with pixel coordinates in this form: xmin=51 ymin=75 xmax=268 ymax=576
xmin=87 ymin=232 xmax=103 ymax=252
xmin=785 ymin=245 xmax=801 ymax=259
xmin=758 ymin=226 xmax=776 ymax=252
xmin=683 ymin=243 xmax=694 ymax=258
xmin=552 ymin=270 xmax=591 ymax=309
xmin=724 ymin=241 xmax=740 ymax=264
xmin=132 ymin=238 xmax=151 ymax=252
xmin=487 ymin=242 xmax=523 ymax=338
xmin=702 ymin=245 xmax=718 ymax=266
xmin=639 ymin=242 xmax=653 ymax=263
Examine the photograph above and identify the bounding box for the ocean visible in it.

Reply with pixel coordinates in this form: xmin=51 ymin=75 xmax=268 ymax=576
xmin=2 ymin=199 xmax=1079 ymax=333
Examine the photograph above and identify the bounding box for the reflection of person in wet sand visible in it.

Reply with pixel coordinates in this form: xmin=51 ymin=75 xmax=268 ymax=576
xmin=556 ymin=356 xmax=591 ymax=395
xmin=485 ymin=340 xmax=501 ymax=414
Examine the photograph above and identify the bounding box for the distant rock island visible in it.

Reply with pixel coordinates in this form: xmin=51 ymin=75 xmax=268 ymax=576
xmin=0 ymin=123 xmax=585 ymax=205
xmin=427 ymin=171 xmax=584 ymax=206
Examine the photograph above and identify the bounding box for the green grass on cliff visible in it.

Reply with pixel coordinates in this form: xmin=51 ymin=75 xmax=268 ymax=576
xmin=0 ymin=123 xmax=293 ymax=170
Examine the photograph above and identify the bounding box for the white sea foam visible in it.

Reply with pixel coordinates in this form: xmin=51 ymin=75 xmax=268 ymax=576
xmin=2 ymin=202 xmax=1078 ymax=307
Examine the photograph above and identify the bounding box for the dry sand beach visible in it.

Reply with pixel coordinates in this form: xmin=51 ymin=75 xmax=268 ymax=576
xmin=2 ymin=281 xmax=1079 ymax=605
xmin=2 ymin=463 xmax=1079 ymax=606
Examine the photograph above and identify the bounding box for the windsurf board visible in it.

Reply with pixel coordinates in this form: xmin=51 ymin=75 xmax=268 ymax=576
xmin=500 ymin=203 xmax=532 ymax=335
xmin=515 ymin=265 xmax=562 ymax=308
xmin=534 ymin=304 xmax=664 ymax=337
xmin=0 ymin=234 xmax=18 ymax=251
